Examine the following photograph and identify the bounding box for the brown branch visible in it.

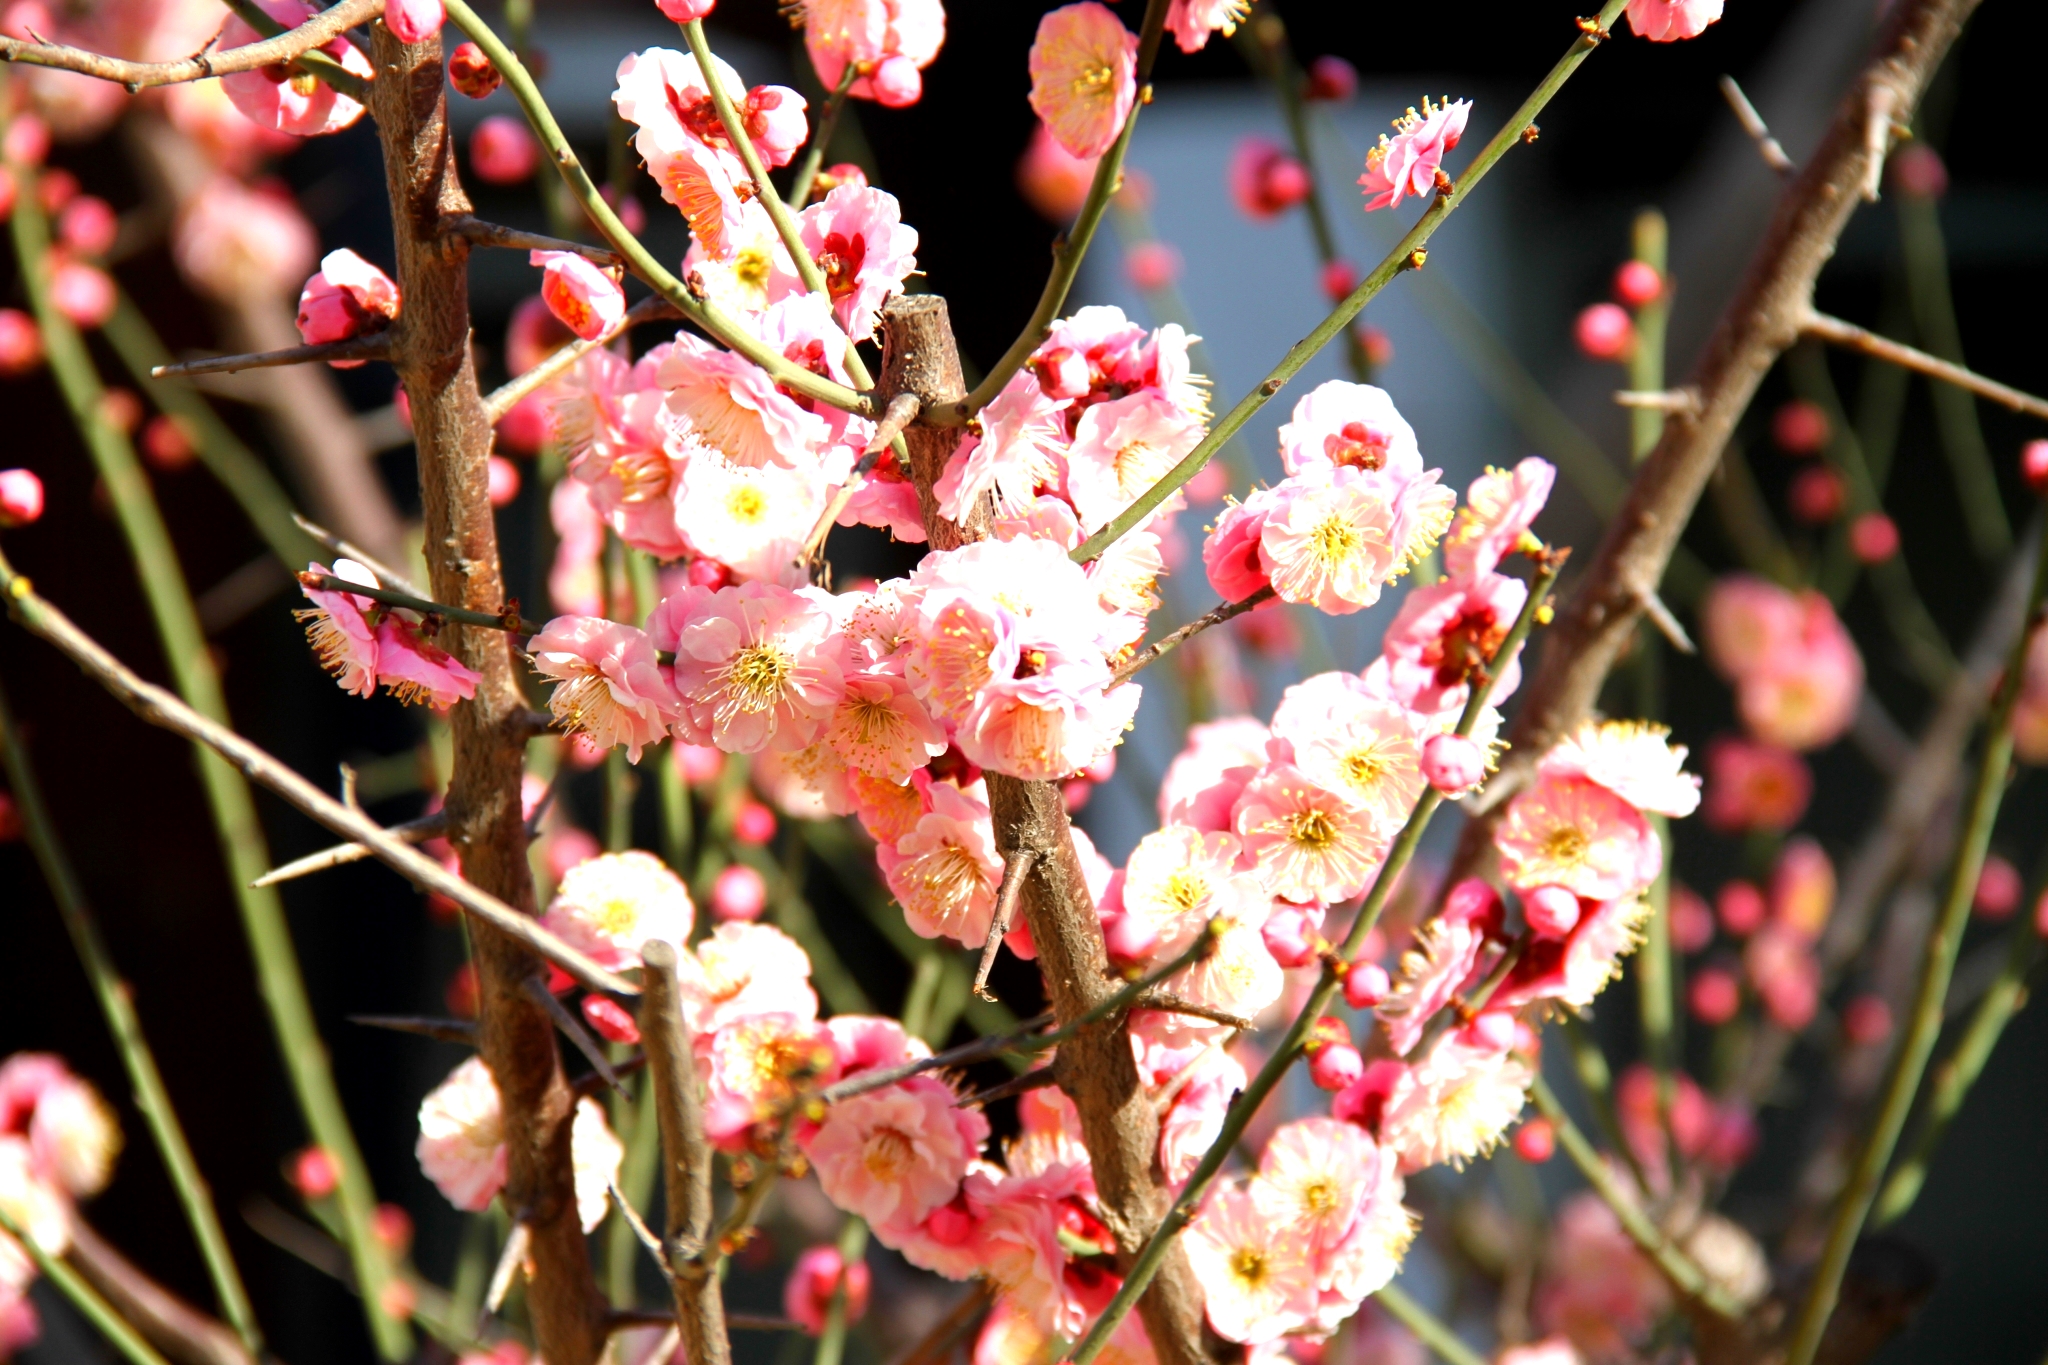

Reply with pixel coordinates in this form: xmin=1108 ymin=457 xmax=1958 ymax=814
xmin=0 ymin=0 xmax=378 ymax=92
xmin=252 ymin=810 xmax=446 ymax=886
xmin=152 ymin=333 xmax=392 ymax=379
xmin=881 ymin=293 xmax=1225 ymax=1365
xmin=609 ymin=1309 xmax=799 ymax=1333
xmin=1108 ymin=587 xmax=1277 ymax=688
xmin=366 ymin=26 xmax=609 ymax=1364
xmin=958 ymin=1066 xmax=1060 ymax=1109
xmin=1802 ymin=309 xmax=2048 ymax=422
xmin=348 ymin=1013 xmax=479 ymax=1044
xmin=1446 ymin=0 xmax=1984 ymax=885
xmin=1718 ymin=75 xmax=1795 ymax=174
xmin=638 ymin=941 xmax=730 ymax=1365
xmin=65 ymin=1220 xmax=252 ymax=1365
xmin=0 ymin=546 xmax=633 ymax=997
xmin=1130 ymin=991 xmax=1254 ymax=1031
xmin=446 ymin=214 xmax=621 ymax=264
xmin=891 ymin=1283 xmax=995 ymax=1365
xmin=483 ymin=292 xmax=679 ymax=424
xmin=526 ymin=977 xmax=626 ymax=1099
xmin=973 ymin=848 xmax=1038 ymax=1001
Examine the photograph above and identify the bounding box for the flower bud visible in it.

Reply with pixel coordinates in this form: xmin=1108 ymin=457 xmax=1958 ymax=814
xmin=50 ymin=259 xmax=114 ymax=328
xmin=0 ymin=309 xmax=41 ymax=375
xmin=141 ymin=415 xmax=196 ymax=472
xmin=471 ymin=115 xmax=540 ymax=184
xmin=1841 ymin=994 xmax=1891 ymax=1046
xmin=1512 ymin=1117 xmax=1555 ymax=1162
xmin=1688 ymin=966 xmax=1740 ymax=1025
xmin=1420 ymin=732 xmax=1485 ymax=794
xmin=1103 ymin=912 xmax=1160 ymax=966
xmin=1302 ymin=55 xmax=1358 ymax=104
xmin=1573 ymin=303 xmax=1633 ymax=360
xmin=1261 ymin=906 xmax=1319 ymax=968
xmin=1848 ymin=511 xmax=1898 ymax=563
xmin=1888 ymin=143 xmax=1947 ymax=199
xmin=56 ymin=195 xmax=116 ymax=257
xmin=1771 ymin=400 xmax=1829 ymax=456
xmin=1612 ymin=260 xmax=1663 ymax=308
xmin=2 ymin=114 xmax=48 ymax=168
xmin=1522 ymin=884 xmax=1581 ymax=939
xmin=486 ymin=456 xmax=521 ymax=508
xmin=1462 ymin=1010 xmax=1517 ymax=1051
xmin=0 ymin=468 xmax=44 ymax=527
xmin=2022 ymin=440 xmax=2048 ymax=495
xmin=1320 ymin=258 xmax=1358 ymax=301
xmin=656 ymin=0 xmax=717 ymax=17
xmin=1308 ymin=1042 xmax=1364 ymax=1092
xmin=582 ymin=995 xmax=641 ymax=1044
xmin=1972 ymin=854 xmax=2022 ymax=921
xmin=1670 ymin=884 xmax=1715 ymax=953
xmin=712 ymin=864 xmax=768 ymax=923
xmin=1788 ymin=466 xmax=1844 ymax=523
xmin=384 ymin=0 xmax=443 ymax=43
xmin=870 ymin=54 xmax=923 ymax=108
xmin=372 ymin=1203 xmax=414 ymax=1254
xmin=673 ymin=742 xmax=723 ymax=784
xmin=1355 ymin=324 xmax=1393 ymax=369
xmin=1716 ymin=880 xmax=1766 ymax=936
xmin=732 ymin=800 xmax=777 ymax=845
xmin=448 ymin=42 xmax=502 ymax=98
xmin=1343 ymin=961 xmax=1389 ymax=1010
xmin=1124 ymin=241 xmax=1180 ymax=291
xmin=784 ymin=1245 xmax=869 ymax=1335
xmin=743 ymin=85 xmax=810 ymax=168
xmin=291 ymin=1144 xmax=340 ymax=1199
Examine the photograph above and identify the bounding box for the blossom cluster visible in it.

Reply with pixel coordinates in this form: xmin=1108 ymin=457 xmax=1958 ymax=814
xmin=0 ymin=1054 xmax=122 ymax=1356
xmin=294 ymin=559 xmax=482 ymax=709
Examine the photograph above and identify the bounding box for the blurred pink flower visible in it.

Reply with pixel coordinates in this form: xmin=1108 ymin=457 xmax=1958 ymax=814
xmin=1028 ymin=3 xmax=1138 ymax=161
xmin=384 ymin=0 xmax=443 ymax=43
xmin=1702 ymin=734 xmax=1811 ymax=832
xmin=220 ymin=0 xmax=374 ymax=135
xmin=1166 ymin=0 xmax=1248 ymax=53
xmin=1624 ymin=0 xmax=1723 ymax=42
xmin=470 ymin=114 xmax=539 ymax=183
xmin=1229 ymin=137 xmax=1312 ymax=219
xmin=799 ymin=0 xmax=946 ymax=108
xmin=542 ymin=850 xmax=695 ymax=970
xmin=1017 ymin=120 xmax=1100 ymax=222
xmin=1358 ymin=97 xmax=1469 ymax=211
xmin=785 ymin=1244 xmax=871 ymax=1334
xmin=173 ymin=176 xmax=318 ymax=303
xmin=0 ymin=469 xmax=43 ymax=528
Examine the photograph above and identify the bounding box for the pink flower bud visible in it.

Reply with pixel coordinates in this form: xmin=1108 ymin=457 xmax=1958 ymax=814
xmin=1788 ymin=466 xmax=1844 ymax=523
xmin=141 ymin=416 xmax=197 ymax=472
xmin=0 ymin=308 xmax=30 ymax=377
xmin=1302 ymin=55 xmax=1357 ymax=103
xmin=1512 ymin=1117 xmax=1555 ymax=1162
xmin=784 ymin=1245 xmax=869 ymax=1336
xmin=1103 ymin=912 xmax=1159 ymax=965
xmin=1343 ymin=961 xmax=1389 ymax=1010
xmin=50 ymin=259 xmax=114 ymax=328
xmin=448 ymin=41 xmax=501 ymax=98
xmin=1972 ymin=854 xmax=2022 ymax=921
xmin=1671 ymin=884 xmax=1715 ymax=953
xmin=673 ymin=742 xmax=723 ymax=784
xmin=36 ymin=169 xmax=73 ymax=213
xmin=1612 ymin=259 xmax=1663 ymax=307
xmin=298 ymin=248 xmax=401 ymax=364
xmin=291 ymin=1145 xmax=340 ymax=1198
xmin=1356 ymin=324 xmax=1393 ymax=369
xmin=1573 ymin=302 xmax=1633 ymax=360
xmin=98 ymin=388 xmax=142 ymax=436
xmin=55 ymin=195 xmax=116 ymax=257
xmin=743 ymin=85 xmax=809 ymax=168
xmin=384 ymin=0 xmax=443 ymax=44
xmin=1772 ymin=399 xmax=1829 ymax=456
xmin=1887 ymin=143 xmax=1947 ymax=200
xmin=2 ymin=114 xmax=48 ymax=168
xmin=655 ymin=0 xmax=716 ymax=20
xmin=1841 ymin=994 xmax=1891 ymax=1046
xmin=1320 ymin=258 xmax=1358 ymax=301
xmin=1463 ymin=1010 xmax=1517 ymax=1051
xmin=1522 ymin=884 xmax=1581 ymax=939
xmin=532 ymin=249 xmax=625 ymax=341
xmin=1420 ymin=732 xmax=1485 ymax=794
xmin=0 ymin=468 xmax=44 ymax=527
xmin=1183 ymin=460 xmax=1227 ymax=504
xmin=1849 ymin=511 xmax=1899 ymax=563
xmin=0 ymin=792 xmax=20 ymax=841
xmin=582 ymin=995 xmax=641 ymax=1044
xmin=1124 ymin=241 xmax=1181 ymax=291
xmin=870 ymin=55 xmax=923 ymax=108
xmin=1083 ymin=752 xmax=1117 ymax=784
xmin=1060 ymin=775 xmax=1093 ymax=811
xmin=547 ymin=826 xmax=599 ymax=880
xmin=372 ymin=1203 xmax=414 ymax=1254
xmin=487 ymin=456 xmax=520 ymax=508
xmin=1262 ymin=906 xmax=1319 ymax=968
xmin=471 ymin=115 xmax=540 ymax=184
xmin=1688 ymin=966 xmax=1740 ymax=1025
xmin=1309 ymin=1042 xmax=1364 ymax=1092
xmin=2023 ymin=440 xmax=2048 ymax=496
xmin=712 ymin=864 xmax=768 ymax=922
xmin=732 ymin=799 xmax=777 ymax=845
xmin=1229 ymin=138 xmax=1311 ymax=218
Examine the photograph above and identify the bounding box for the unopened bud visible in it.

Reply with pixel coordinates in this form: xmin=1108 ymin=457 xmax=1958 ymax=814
xmin=1308 ymin=1042 xmax=1364 ymax=1092
xmin=1522 ymin=884 xmax=1581 ymax=939
xmin=1512 ymin=1117 xmax=1555 ymax=1162
xmin=1420 ymin=733 xmax=1485 ymax=794
xmin=447 ymin=41 xmax=502 ymax=99
xmin=0 ymin=468 xmax=44 ymax=527
xmin=1343 ymin=961 xmax=1389 ymax=1010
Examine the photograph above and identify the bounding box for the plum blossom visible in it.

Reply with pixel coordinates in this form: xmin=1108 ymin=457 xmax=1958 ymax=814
xmin=1625 ymin=0 xmax=1724 ymax=42
xmin=958 ymin=659 xmax=1140 ymax=781
xmin=936 ymin=373 xmax=1069 ymax=521
xmin=373 ymin=617 xmax=481 ymax=709
xmin=879 ymin=778 xmax=1003 ymax=945
xmin=1156 ymin=1045 xmax=1248 ymax=1182
xmin=296 ymin=249 xmax=399 ymax=363
xmin=1377 ymin=1020 xmax=1531 ymax=1172
xmin=416 ymin=1057 xmax=621 ymax=1230
xmin=1376 ymin=879 xmax=1502 ymax=1055
xmin=1538 ymin=719 xmax=1701 ymax=818
xmin=1166 ymin=0 xmax=1248 ymax=53
xmin=1234 ymin=765 xmax=1385 ymax=903
xmin=676 ymin=454 xmax=825 ymax=584
xmin=786 ymin=1245 xmax=871 ymax=1335
xmin=385 ymin=0 xmax=444 ymax=43
xmin=1259 ymin=468 xmax=1401 ymax=614
xmin=829 ymin=671 xmax=949 ymax=785
xmin=1277 ymin=381 xmax=1422 ymax=478
xmin=1534 ymin=1192 xmax=1672 ymax=1361
xmin=529 ymin=617 xmax=677 ymax=761
xmin=742 ymin=85 xmax=809 ymax=168
xmin=1358 ymin=97 xmax=1470 ymax=212
xmin=807 ymin=1077 xmax=988 ymax=1236
xmin=1442 ymin=457 xmax=1555 ymax=579
xmin=1270 ymin=674 xmax=1427 ymax=829
xmin=613 ymin=48 xmax=753 ymax=257
xmin=664 ymin=582 xmax=846 ymax=753
xmin=1121 ymin=827 xmax=1281 ymax=1024
xmin=1159 ymin=716 xmax=1271 ymax=832
xmin=1702 ymin=576 xmax=1863 ymax=751
xmin=1028 ymin=3 xmax=1139 ymax=161
xmin=1184 ymin=1184 xmax=1318 ymax=1344
xmin=1494 ymin=773 xmax=1661 ymax=901
xmin=660 ymin=330 xmax=833 ymax=470
xmin=541 ymin=850 xmax=695 ymax=970
xmin=1203 ymin=487 xmax=1285 ymax=603
xmin=0 ymin=1055 xmax=119 ymax=1199
xmin=676 ymin=921 xmax=818 ymax=1035
xmin=221 ymin=0 xmax=375 ymax=136
xmin=1377 ymin=572 xmax=1529 ymax=715
xmin=532 ymin=251 xmax=625 ymax=341
xmin=1493 ymin=894 xmax=1653 ymax=1012
xmin=798 ymin=0 xmax=946 ymax=108
xmin=797 ymin=185 xmax=921 ymax=343
xmin=295 ymin=559 xmax=382 ymax=698
xmin=173 ymin=176 xmax=319 ymax=303
xmin=1066 ymin=391 xmax=1203 ymax=534
xmin=702 ymin=1014 xmax=840 ymax=1142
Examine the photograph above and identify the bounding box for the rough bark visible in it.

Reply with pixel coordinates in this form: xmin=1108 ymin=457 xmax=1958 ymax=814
xmin=1448 ymin=0 xmax=1984 ymax=880
xmin=367 ymin=25 xmax=607 ymax=1365
xmin=880 ymin=295 xmax=1222 ymax=1365
xmin=639 ymin=941 xmax=730 ymax=1365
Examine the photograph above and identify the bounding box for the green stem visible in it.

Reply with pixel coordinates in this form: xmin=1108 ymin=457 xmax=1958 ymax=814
xmin=5 ymin=142 xmax=409 ymax=1360
xmin=1372 ymin=1283 xmax=1487 ymax=1365
xmin=439 ymin=0 xmax=868 ymax=418
xmin=1783 ymin=523 xmax=2048 ymax=1365
xmin=787 ymin=64 xmax=860 ymax=212
xmin=1557 ymin=1010 xmax=1654 ymax=1196
xmin=951 ymin=0 xmax=1172 ymax=418
xmin=0 ymin=1208 xmax=171 ymax=1365
xmin=1529 ymin=1075 xmax=1742 ymax=1317
xmin=1061 ymin=560 xmax=1556 ymax=1365
xmin=812 ymin=1217 xmax=870 ymax=1365
xmin=1627 ymin=209 xmax=1669 ymax=462
xmin=0 ymin=679 xmax=262 ymax=1352
xmin=1873 ymin=916 xmax=2041 ymax=1225
xmin=1070 ymin=0 xmax=1633 ymax=564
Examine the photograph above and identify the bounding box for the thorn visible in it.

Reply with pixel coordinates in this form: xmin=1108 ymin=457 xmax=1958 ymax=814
xmin=1633 ymin=584 xmax=1697 ymax=654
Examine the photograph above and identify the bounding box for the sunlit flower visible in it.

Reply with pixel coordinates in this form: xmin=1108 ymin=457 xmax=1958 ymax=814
xmin=676 ymin=453 xmax=823 ymax=585
xmin=1027 ymin=3 xmax=1138 ymax=161
xmin=1494 ymin=773 xmax=1661 ymax=901
xmin=660 ymin=332 xmax=833 ymax=470
xmin=666 ymin=582 xmax=846 ymax=754
xmin=1442 ymin=457 xmax=1555 ymax=580
xmin=542 ymin=850 xmax=695 ymax=970
xmin=1184 ymin=1184 xmax=1319 ymax=1344
xmin=958 ymin=658 xmax=1139 ymax=782
xmin=529 ymin=616 xmax=677 ymax=762
xmin=1376 ymin=879 xmax=1502 ymax=1055
xmin=1494 ymin=894 xmax=1652 ymax=1012
xmin=1538 ymin=719 xmax=1701 ymax=818
xmin=295 ymin=559 xmax=381 ymax=698
xmin=1165 ymin=0 xmax=1248 ymax=52
xmin=1160 ymin=716 xmax=1271 ymax=832
xmin=1625 ymin=0 xmax=1724 ymax=42
xmin=796 ymin=185 xmax=921 ymax=343
xmin=296 ymin=249 xmax=398 ymax=363
xmin=1276 ymin=381 xmax=1421 ymax=479
xmin=373 ymin=617 xmax=481 ymax=710
xmin=220 ymin=0 xmax=374 ymax=135
xmin=936 ymin=372 xmax=1069 ymax=522
xmin=1066 ymin=391 xmax=1203 ymax=534
xmin=798 ymin=0 xmax=947 ymax=108
xmin=879 ymin=777 xmax=1003 ymax=945
xmin=676 ymin=921 xmax=819 ymax=1035
xmin=1234 ymin=765 xmax=1385 ymax=903
xmin=1358 ymin=97 xmax=1470 ymax=212
xmin=828 ymin=668 xmax=947 ymax=785
xmin=1378 ymin=572 xmax=1530 ymax=715
xmin=416 ymin=1056 xmax=508 ymax=1213
xmin=808 ymin=1077 xmax=988 ymax=1237
xmin=1378 ymin=1022 xmax=1530 ymax=1173
xmin=1270 ymin=674 xmax=1427 ymax=830
xmin=532 ymin=250 xmax=625 ymax=341
xmin=1259 ymin=468 xmax=1401 ymax=615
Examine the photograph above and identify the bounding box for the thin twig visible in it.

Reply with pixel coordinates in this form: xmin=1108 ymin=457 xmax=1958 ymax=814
xmin=0 ymin=1206 xmax=172 ymax=1365
xmin=64 ymin=1220 xmax=253 ymax=1365
xmin=1373 ymin=1283 xmax=1488 ymax=1365
xmin=608 ymin=1308 xmax=800 ymax=1333
xmin=1801 ymin=309 xmax=2048 ymax=421
xmin=1129 ymin=991 xmax=1253 ymax=1030
xmin=290 ymin=514 xmax=423 ymax=596
xmin=484 ymin=293 xmax=681 ymax=424
xmin=446 ymin=214 xmax=620 ymax=265
xmin=786 ymin=62 xmax=860 ymax=212
xmin=957 ymin=1066 xmax=1059 ymax=1109
xmin=482 ymin=1222 xmax=531 ymax=1320
xmin=814 ymin=1012 xmax=1055 ymax=1106
xmin=1632 ymin=585 xmax=1697 ymax=654
xmin=0 ymin=547 xmax=638 ymax=998
xmin=1861 ymin=81 xmax=1899 ymax=201
xmin=0 ymin=0 xmax=376 ymax=97
xmin=1107 ymin=587 xmax=1276 ymax=687
xmin=300 ymin=571 xmax=544 ymax=636
xmin=1611 ymin=387 xmax=1702 ymax=414
xmin=254 ymin=811 xmax=448 ymax=887
xmin=152 ymin=333 xmax=392 ymax=379
xmin=348 ymin=1014 xmax=478 ymax=1044
xmin=1718 ymin=75 xmax=1795 ymax=173
xmin=865 ymin=393 xmax=923 ymax=455
xmin=974 ymin=849 xmax=1039 ymax=1001
xmin=609 ymin=1184 xmax=670 ymax=1271
xmin=526 ymin=978 xmax=627 ymax=1098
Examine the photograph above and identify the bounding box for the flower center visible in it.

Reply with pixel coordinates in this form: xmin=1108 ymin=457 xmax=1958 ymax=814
xmin=1310 ymin=512 xmax=1363 ymax=566
xmin=1300 ymin=1178 xmax=1338 ymax=1217
xmin=1289 ymin=809 xmax=1337 ymax=850
xmin=863 ymin=1127 xmax=915 ymax=1179
xmin=1073 ymin=62 xmax=1116 ymax=97
xmin=716 ymin=643 xmax=793 ymax=717
xmin=1542 ymin=826 xmax=1589 ymax=865
xmin=613 ymin=448 xmax=672 ymax=504
xmin=1162 ymin=871 xmax=1209 ymax=913
xmin=1228 ymin=1247 xmax=1270 ymax=1288
xmin=725 ymin=482 xmax=769 ymax=525
xmin=1323 ymin=421 xmax=1389 ymax=470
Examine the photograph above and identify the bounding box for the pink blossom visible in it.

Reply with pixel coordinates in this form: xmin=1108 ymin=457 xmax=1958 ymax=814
xmin=541 ymin=850 xmax=695 ymax=970
xmin=1125 ymin=241 xmax=1181 ymax=291
xmin=1258 ymin=469 xmax=1400 ymax=614
xmin=799 ymin=0 xmax=946 ymax=108
xmin=936 ymin=372 xmax=1069 ymax=522
xmin=1498 ymin=1341 xmax=1584 ymax=1365
xmin=1166 ymin=0 xmax=1248 ymax=53
xmin=1535 ymin=1192 xmax=1671 ymax=1360
xmin=1120 ymin=826 xmax=1280 ymax=1023
xmin=807 ymin=1076 xmax=988 ymax=1236
xmin=296 ymin=248 xmax=399 ymax=365
xmin=1537 ymin=719 xmax=1700 ymax=818
xmin=1575 ymin=303 xmax=1634 ymax=360
xmin=48 ymin=258 xmax=113 ymax=328
xmin=1066 ymin=390 xmax=1203 ymax=534
xmin=1494 ymin=773 xmax=1661 ymax=901
xmin=471 ymin=115 xmax=539 ymax=183
xmin=903 ymin=592 xmax=1020 ymax=730
xmin=1378 ymin=1021 xmax=1530 ymax=1172
xmin=0 ymin=312 xmax=42 ymax=378
xmin=1702 ymin=734 xmax=1812 ymax=832
xmin=1421 ymin=733 xmax=1485 ymax=794
xmin=664 ymin=582 xmax=846 ymax=753
xmin=1234 ymin=764 xmax=1386 ymax=904
xmin=0 ymin=1055 xmax=118 ymax=1198
xmin=384 ymin=0 xmax=443 ymax=43
xmin=1185 ymin=1184 xmax=1319 ymax=1343
xmin=1769 ymin=836 xmax=1835 ymax=941
xmin=1443 ymin=458 xmax=1555 ymax=580
xmin=1378 ymin=571 xmax=1529 ymax=714
xmin=878 ymin=778 xmax=1002 ymax=945
xmin=295 ymin=559 xmax=382 ymax=698
xmin=1699 ymin=573 xmax=1807 ymax=674
xmin=1229 ymin=137 xmax=1312 ymax=219
xmin=1017 ymin=120 xmax=1101 ymax=223
xmin=1377 ymin=879 xmax=1501 ymax=1055
xmin=676 ymin=921 xmax=818 ymax=1034
xmin=743 ymin=85 xmax=809 ymax=168
xmin=1269 ymin=674 xmax=1427 ymax=829
xmin=1027 ymin=3 xmax=1138 ymax=161
xmin=1203 ymin=488 xmax=1283 ymax=603
xmin=1358 ymin=97 xmax=1470 ymax=212
xmin=785 ymin=1244 xmax=871 ymax=1335
xmin=677 ymin=453 xmax=826 ymax=584
xmin=959 ymin=659 xmax=1139 ymax=782
xmin=415 ymin=1056 xmax=510 ymax=1213
xmin=373 ymin=617 xmax=481 ymax=709
xmin=1703 ymin=577 xmax=1864 ymax=751
xmin=1157 ymin=1046 xmax=1248 ymax=1182
xmin=660 ymin=331 xmax=832 ymax=470
xmin=658 ymin=0 xmax=717 ymax=18
xmin=702 ymin=1014 xmax=840 ymax=1143
xmin=0 ymin=469 xmax=43 ymax=528
xmin=1159 ymin=715 xmax=1271 ymax=832
xmin=1493 ymin=894 xmax=1652 ymax=1012
xmin=797 ymin=184 xmax=920 ymax=343
xmin=1625 ymin=0 xmax=1724 ymax=42
xmin=220 ymin=0 xmax=374 ymax=135
xmin=529 ymin=616 xmax=677 ymax=761
xmin=173 ymin=176 xmax=318 ymax=304
xmin=906 ymin=535 xmax=1124 ymax=662
xmin=829 ymin=669 xmax=948 ymax=784
xmin=1276 ymin=380 xmax=1422 ymax=479
xmin=532 ymin=251 xmax=625 ymax=341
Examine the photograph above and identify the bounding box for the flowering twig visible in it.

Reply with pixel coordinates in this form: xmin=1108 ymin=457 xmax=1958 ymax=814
xmin=0 ymin=680 xmax=262 ymax=1354
xmin=1718 ymin=75 xmax=1795 ymax=174
xmin=217 ymin=0 xmax=373 ymax=101
xmin=1106 ymin=586 xmax=1277 ymax=687
xmin=1800 ymin=308 xmax=2048 ymax=421
xmin=974 ymin=848 xmax=1040 ymax=1000
xmin=439 ymin=0 xmax=870 ymax=419
xmin=290 ymin=514 xmax=424 ymax=596
xmin=1784 ymin=525 xmax=2048 ymax=1365
xmin=299 ymin=570 xmax=544 ymax=635
xmin=484 ymin=293 xmax=680 ymax=424
xmin=0 ymin=0 xmax=376 ymax=97
xmin=1070 ymin=0 xmax=1634 ymax=563
xmin=787 ymin=62 xmax=861 ymax=212
xmin=152 ymin=333 xmax=393 ymax=379
xmin=446 ymin=214 xmax=622 ymax=265
xmin=1061 ymin=556 xmax=1560 ymax=1365
xmin=0 ymin=1205 xmax=171 ymax=1365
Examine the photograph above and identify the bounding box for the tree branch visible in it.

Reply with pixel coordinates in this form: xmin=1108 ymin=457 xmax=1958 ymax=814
xmin=1801 ymin=308 xmax=2048 ymax=421
xmin=65 ymin=1220 xmax=252 ymax=1365
xmin=445 ymin=214 xmax=621 ymax=264
xmin=298 ymin=570 xmax=543 ymax=635
xmin=1718 ymin=75 xmax=1796 ymax=175
xmin=152 ymin=333 xmax=392 ymax=379
xmin=252 ymin=810 xmax=447 ymax=887
xmin=0 ymin=0 xmax=378 ymax=96
xmin=1107 ymin=587 xmax=1275 ymax=687
xmin=639 ymin=941 xmax=730 ymax=1365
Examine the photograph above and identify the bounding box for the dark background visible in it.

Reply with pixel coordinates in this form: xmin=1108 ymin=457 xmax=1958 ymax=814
xmin=3 ymin=0 xmax=2045 ymax=1361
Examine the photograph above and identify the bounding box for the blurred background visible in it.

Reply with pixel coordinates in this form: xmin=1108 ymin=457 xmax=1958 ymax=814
xmin=2 ymin=0 xmax=2046 ymax=1361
